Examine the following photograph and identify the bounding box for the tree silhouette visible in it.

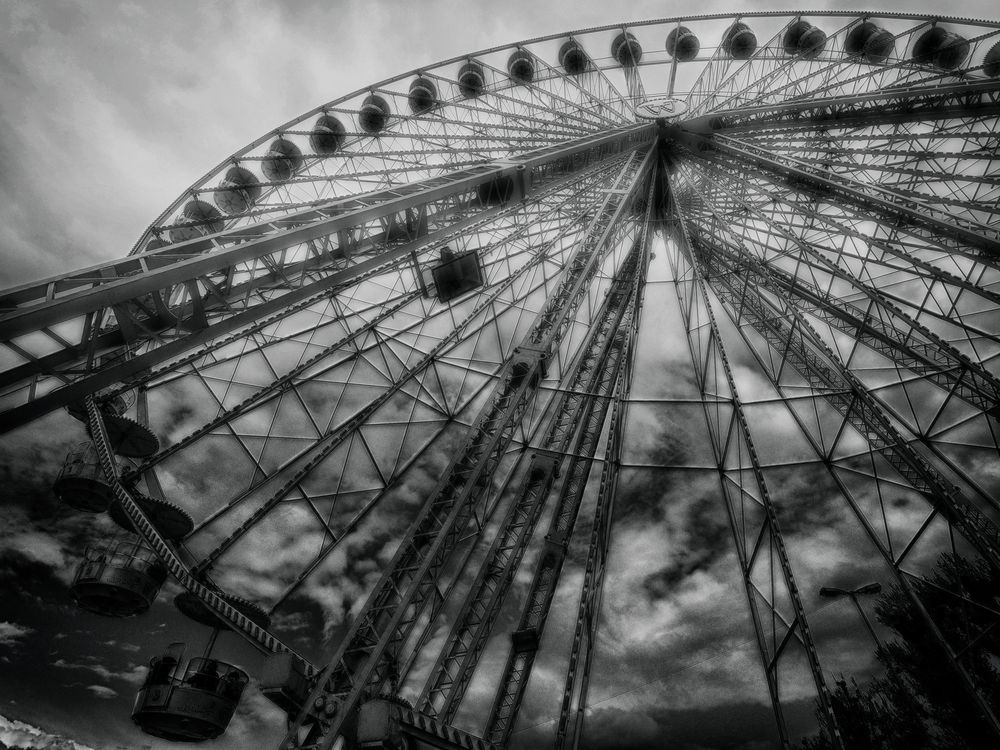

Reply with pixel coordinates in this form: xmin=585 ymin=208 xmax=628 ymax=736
xmin=796 ymin=553 xmax=1000 ymax=749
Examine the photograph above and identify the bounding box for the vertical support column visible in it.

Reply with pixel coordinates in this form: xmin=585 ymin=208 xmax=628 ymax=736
xmin=283 ymin=149 xmax=654 ymax=750
xmin=553 ymin=185 xmax=654 ymax=750
xmin=671 ymin=178 xmax=1000 ymax=741
xmin=668 ymin=201 xmax=843 ymax=749
xmin=420 ymin=244 xmax=645 ymax=723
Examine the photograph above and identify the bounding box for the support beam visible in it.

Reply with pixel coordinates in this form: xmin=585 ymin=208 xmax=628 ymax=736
xmin=674 ymin=185 xmax=1000 ymax=743
xmin=675 ymin=188 xmax=1000 ymax=572
xmin=705 ymin=135 xmax=1000 ymax=259
xmin=668 ymin=202 xmax=843 ymax=749
xmin=700 ymin=79 xmax=1000 ymax=134
xmin=673 ymin=173 xmax=1000 ymax=416
xmin=421 ymin=223 xmax=646 ymax=725
xmin=0 ymin=125 xmax=652 ymax=431
xmin=83 ymin=396 xmax=315 ymax=673
xmin=280 ymin=149 xmax=652 ymax=750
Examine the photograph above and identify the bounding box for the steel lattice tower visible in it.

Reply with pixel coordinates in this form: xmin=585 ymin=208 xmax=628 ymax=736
xmin=3 ymin=11 xmax=1000 ymax=750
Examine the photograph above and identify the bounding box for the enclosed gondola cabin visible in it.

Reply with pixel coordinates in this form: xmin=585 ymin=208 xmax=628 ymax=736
xmin=559 ymin=39 xmax=588 ymax=74
xmin=168 ymin=199 xmax=224 ymax=244
xmin=429 ymin=247 xmax=485 ymax=302
xmin=913 ymin=26 xmax=970 ymax=70
xmin=665 ymin=26 xmax=699 ymax=61
xmin=611 ymin=31 xmax=642 ymax=67
xmin=215 ymin=165 xmax=261 ymax=215
xmin=359 ymin=94 xmax=391 ymax=133
xmin=408 ymin=77 xmax=438 ymax=114
xmin=132 ymin=653 xmax=249 ymax=742
xmin=310 ymin=113 xmax=347 ymax=155
xmin=132 ymin=588 xmax=267 ymax=742
xmin=458 ymin=61 xmax=487 ymax=98
xmin=844 ymin=22 xmax=895 ymax=64
xmin=507 ymin=49 xmax=535 ymax=83
xmin=71 ymin=540 xmax=167 ymax=617
xmin=69 ymin=493 xmax=191 ymax=617
xmin=261 ymin=138 xmax=304 ymax=182
xmin=722 ymin=22 xmax=757 ymax=59
xmin=53 ymin=442 xmax=116 ymax=512
xmin=783 ymin=20 xmax=827 ymax=59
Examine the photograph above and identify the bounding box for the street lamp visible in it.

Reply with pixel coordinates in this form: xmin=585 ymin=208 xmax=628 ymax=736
xmin=820 ymin=582 xmax=884 ymax=650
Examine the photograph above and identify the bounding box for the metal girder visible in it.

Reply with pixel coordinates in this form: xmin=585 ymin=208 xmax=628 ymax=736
xmin=668 ymin=201 xmax=844 ymax=749
xmin=676 ymin=155 xmax=1000 ymax=338
xmin=674 ymin=178 xmax=1000 ymax=417
xmin=484 ymin=192 xmax=652 ymax=748
xmin=418 ymin=230 xmax=645 ymax=723
xmin=676 ymin=194 xmax=1000 ymax=572
xmin=0 ymin=124 xmax=652 ymax=431
xmin=551 ymin=340 xmax=631 ymax=750
xmin=753 ymin=256 xmax=1000 ymax=415
xmin=133 ymin=163 xmax=619 ymax=484
xmin=82 ymin=396 xmax=316 ymax=673
xmin=550 ymin=214 xmax=650 ymax=750
xmin=703 ymin=134 xmax=1000 ymax=260
xmin=673 ymin=193 xmax=1000 ymax=744
xmin=356 ymin=699 xmax=495 ymax=750
xmin=187 ymin=197 xmax=604 ymax=576
xmin=280 ymin=148 xmax=652 ymax=750
xmin=699 ymin=78 xmax=1000 ymax=134
xmin=1 ymin=124 xmax=648 ymax=318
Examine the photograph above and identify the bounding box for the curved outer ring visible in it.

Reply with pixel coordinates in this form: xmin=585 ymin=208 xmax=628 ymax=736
xmin=128 ymin=10 xmax=1000 ymax=254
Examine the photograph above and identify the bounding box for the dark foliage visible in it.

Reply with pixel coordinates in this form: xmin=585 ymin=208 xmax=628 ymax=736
xmin=796 ymin=553 xmax=1000 ymax=749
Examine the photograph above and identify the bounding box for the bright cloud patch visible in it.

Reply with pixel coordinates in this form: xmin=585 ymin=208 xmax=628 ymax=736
xmin=0 ymin=621 xmax=33 ymax=648
xmin=52 ymin=658 xmax=146 ymax=686
xmin=5 ymin=531 xmax=66 ymax=570
xmin=84 ymin=685 xmax=117 ymax=700
xmin=0 ymin=714 xmax=97 ymax=750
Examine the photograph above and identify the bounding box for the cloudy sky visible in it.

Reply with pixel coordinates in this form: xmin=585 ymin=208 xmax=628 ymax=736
xmin=2 ymin=2 xmax=1000 ymax=750
xmin=4 ymin=0 xmax=998 ymax=289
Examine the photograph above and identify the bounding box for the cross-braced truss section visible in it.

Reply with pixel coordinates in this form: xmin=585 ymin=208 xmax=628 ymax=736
xmin=3 ymin=10 xmax=1000 ymax=750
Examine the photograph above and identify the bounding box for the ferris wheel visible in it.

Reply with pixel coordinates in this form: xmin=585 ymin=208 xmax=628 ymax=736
xmin=3 ymin=10 xmax=1000 ymax=750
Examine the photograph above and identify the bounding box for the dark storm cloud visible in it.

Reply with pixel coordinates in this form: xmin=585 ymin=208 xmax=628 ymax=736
xmin=640 ymin=492 xmax=731 ymax=598
xmin=762 ymin=463 xmax=847 ymax=536
xmin=575 ymin=701 xmax=785 ymax=750
xmin=0 ymin=413 xmax=101 ymax=593
xmin=0 ymin=413 xmax=211 ymax=748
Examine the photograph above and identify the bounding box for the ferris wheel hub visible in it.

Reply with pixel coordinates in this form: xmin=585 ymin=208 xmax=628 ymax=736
xmin=634 ymin=96 xmax=689 ymax=121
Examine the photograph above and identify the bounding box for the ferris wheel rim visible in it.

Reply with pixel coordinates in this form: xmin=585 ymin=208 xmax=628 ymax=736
xmin=127 ymin=10 xmax=1000 ymax=254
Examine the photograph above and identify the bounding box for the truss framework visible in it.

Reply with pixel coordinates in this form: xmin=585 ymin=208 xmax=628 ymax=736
xmin=4 ymin=11 xmax=1000 ymax=750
